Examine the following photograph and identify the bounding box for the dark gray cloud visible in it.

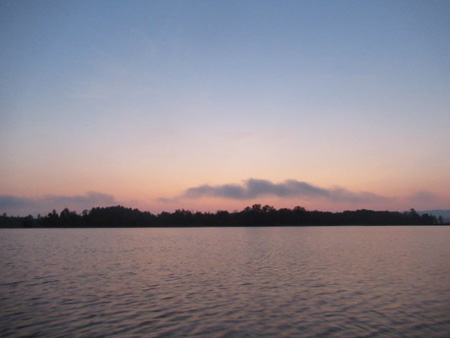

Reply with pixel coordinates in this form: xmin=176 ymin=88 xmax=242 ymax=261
xmin=0 ymin=192 xmax=117 ymax=216
xmin=160 ymin=178 xmax=389 ymax=203
xmin=0 ymin=195 xmax=33 ymax=209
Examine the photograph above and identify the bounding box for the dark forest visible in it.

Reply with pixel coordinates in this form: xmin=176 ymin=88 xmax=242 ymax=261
xmin=0 ymin=204 xmax=443 ymax=228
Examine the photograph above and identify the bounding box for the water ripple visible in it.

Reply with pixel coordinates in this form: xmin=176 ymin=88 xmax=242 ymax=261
xmin=1 ymin=227 xmax=450 ymax=337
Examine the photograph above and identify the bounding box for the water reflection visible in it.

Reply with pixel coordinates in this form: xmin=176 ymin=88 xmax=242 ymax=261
xmin=1 ymin=227 xmax=449 ymax=337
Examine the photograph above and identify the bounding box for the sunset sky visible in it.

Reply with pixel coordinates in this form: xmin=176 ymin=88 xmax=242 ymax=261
xmin=1 ymin=1 xmax=450 ymax=216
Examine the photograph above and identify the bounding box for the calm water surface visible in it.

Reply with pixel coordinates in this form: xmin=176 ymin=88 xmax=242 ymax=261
xmin=1 ymin=226 xmax=449 ymax=337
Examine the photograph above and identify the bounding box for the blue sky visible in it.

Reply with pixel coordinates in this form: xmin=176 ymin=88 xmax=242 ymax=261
xmin=1 ymin=1 xmax=450 ymax=216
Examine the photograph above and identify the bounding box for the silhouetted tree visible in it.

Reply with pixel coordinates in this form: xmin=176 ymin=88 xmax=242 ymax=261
xmin=8 ymin=204 xmax=437 ymax=228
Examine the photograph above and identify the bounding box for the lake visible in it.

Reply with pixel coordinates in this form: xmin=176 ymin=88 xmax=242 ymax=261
xmin=1 ymin=226 xmax=449 ymax=337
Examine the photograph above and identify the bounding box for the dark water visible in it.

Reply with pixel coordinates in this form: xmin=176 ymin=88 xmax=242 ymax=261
xmin=1 ymin=227 xmax=449 ymax=337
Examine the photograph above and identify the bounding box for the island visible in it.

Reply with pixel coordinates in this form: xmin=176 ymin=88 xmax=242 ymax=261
xmin=0 ymin=204 xmax=444 ymax=228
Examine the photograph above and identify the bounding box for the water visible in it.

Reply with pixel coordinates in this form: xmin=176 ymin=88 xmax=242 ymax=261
xmin=1 ymin=226 xmax=449 ymax=337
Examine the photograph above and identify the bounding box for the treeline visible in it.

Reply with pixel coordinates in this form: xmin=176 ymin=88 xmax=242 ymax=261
xmin=0 ymin=204 xmax=442 ymax=228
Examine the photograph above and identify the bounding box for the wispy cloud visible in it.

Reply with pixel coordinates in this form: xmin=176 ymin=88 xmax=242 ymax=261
xmin=0 ymin=192 xmax=117 ymax=216
xmin=407 ymin=191 xmax=438 ymax=203
xmin=159 ymin=178 xmax=389 ymax=204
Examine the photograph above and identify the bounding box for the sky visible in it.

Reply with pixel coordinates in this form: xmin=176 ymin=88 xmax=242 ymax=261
xmin=1 ymin=0 xmax=450 ymax=216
